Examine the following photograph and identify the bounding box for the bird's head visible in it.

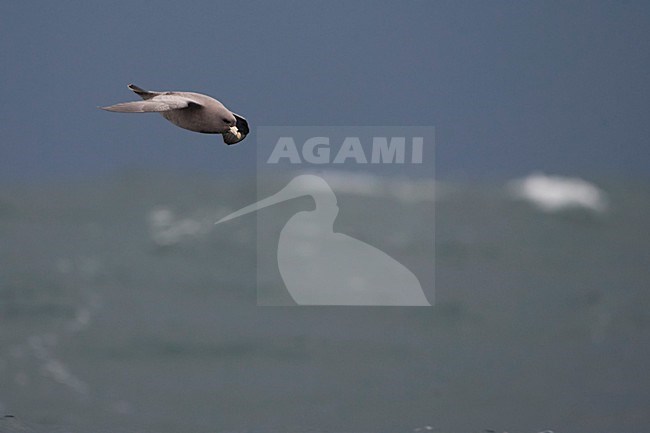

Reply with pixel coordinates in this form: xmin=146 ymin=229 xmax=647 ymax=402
xmin=222 ymin=113 xmax=249 ymax=145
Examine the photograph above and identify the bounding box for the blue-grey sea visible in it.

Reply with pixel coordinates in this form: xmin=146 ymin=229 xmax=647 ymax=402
xmin=0 ymin=171 xmax=648 ymax=433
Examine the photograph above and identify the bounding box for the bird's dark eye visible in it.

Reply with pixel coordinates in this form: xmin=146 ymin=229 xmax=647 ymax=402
xmin=222 ymin=118 xmax=231 ymax=124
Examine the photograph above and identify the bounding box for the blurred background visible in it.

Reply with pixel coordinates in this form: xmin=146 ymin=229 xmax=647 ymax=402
xmin=1 ymin=1 xmax=649 ymax=432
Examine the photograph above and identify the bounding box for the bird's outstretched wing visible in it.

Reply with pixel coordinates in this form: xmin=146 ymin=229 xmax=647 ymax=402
xmin=222 ymin=113 xmax=250 ymax=145
xmin=100 ymin=95 xmax=201 ymax=113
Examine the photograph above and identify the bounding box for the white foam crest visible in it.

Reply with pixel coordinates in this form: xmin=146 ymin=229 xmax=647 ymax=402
xmin=40 ymin=358 xmax=89 ymax=395
xmin=314 ymin=171 xmax=437 ymax=203
xmin=321 ymin=171 xmax=383 ymax=196
xmin=147 ymin=207 xmax=212 ymax=246
xmin=508 ymin=172 xmax=608 ymax=213
xmin=27 ymin=335 xmax=89 ymax=395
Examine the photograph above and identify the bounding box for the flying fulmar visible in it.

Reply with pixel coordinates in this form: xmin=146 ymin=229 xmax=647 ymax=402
xmin=100 ymin=84 xmax=249 ymax=145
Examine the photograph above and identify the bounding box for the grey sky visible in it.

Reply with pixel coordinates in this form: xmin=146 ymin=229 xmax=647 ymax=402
xmin=1 ymin=1 xmax=649 ymax=181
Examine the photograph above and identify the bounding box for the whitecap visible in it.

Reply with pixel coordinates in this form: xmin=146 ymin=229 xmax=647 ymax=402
xmin=147 ymin=206 xmax=206 ymax=246
xmin=313 ymin=170 xmax=437 ymax=203
xmin=508 ymin=172 xmax=608 ymax=213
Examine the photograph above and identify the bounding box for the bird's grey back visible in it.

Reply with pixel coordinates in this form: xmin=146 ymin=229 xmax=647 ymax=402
xmin=128 ymin=85 xmax=227 ymax=110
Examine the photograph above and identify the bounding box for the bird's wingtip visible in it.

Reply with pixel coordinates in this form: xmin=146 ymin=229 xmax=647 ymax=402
xmin=128 ymin=83 xmax=148 ymax=93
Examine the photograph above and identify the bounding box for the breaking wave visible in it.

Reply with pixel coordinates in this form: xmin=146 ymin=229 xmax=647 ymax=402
xmin=507 ymin=172 xmax=608 ymax=213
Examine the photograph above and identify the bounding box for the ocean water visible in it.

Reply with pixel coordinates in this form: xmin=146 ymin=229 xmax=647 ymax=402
xmin=0 ymin=171 xmax=649 ymax=433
